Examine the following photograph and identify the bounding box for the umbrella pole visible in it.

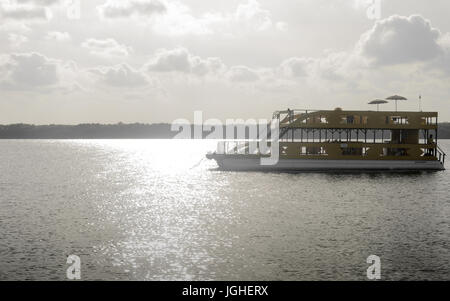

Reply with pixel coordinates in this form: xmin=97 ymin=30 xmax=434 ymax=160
xmin=395 ymin=100 xmax=398 ymax=112
xmin=377 ymin=104 xmax=379 ymax=112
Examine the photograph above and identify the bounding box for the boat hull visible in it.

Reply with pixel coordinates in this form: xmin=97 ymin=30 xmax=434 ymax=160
xmin=207 ymin=154 xmax=445 ymax=171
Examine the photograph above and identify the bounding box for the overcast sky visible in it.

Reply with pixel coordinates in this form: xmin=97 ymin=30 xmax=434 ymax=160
xmin=1 ymin=0 xmax=450 ymax=124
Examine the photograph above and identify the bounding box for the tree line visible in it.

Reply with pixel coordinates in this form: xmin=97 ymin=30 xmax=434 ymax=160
xmin=0 ymin=123 xmax=449 ymax=139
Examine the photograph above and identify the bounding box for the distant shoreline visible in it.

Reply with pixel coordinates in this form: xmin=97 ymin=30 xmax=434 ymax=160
xmin=1 ymin=138 xmax=450 ymax=140
xmin=1 ymin=123 xmax=450 ymax=139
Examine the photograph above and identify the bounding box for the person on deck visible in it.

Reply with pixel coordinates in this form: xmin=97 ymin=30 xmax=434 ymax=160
xmin=287 ymin=108 xmax=293 ymax=123
xmin=427 ymin=134 xmax=434 ymax=156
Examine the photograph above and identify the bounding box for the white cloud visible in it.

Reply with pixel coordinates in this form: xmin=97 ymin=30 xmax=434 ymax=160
xmin=82 ymin=38 xmax=131 ymax=58
xmin=15 ymin=0 xmax=60 ymax=5
xmin=88 ymin=63 xmax=150 ymax=87
xmin=146 ymin=47 xmax=225 ymax=75
xmin=149 ymin=1 xmax=214 ymax=35
xmin=0 ymin=0 xmax=65 ymax=27
xmin=233 ymin=0 xmax=274 ymax=32
xmin=2 ymin=0 xmax=450 ymax=124
xmin=101 ymin=0 xmax=288 ymax=36
xmin=439 ymin=33 xmax=450 ymax=48
xmin=358 ymin=15 xmax=443 ymax=65
xmin=351 ymin=0 xmax=377 ymax=10
xmin=0 ymin=52 xmax=71 ymax=90
xmin=279 ymin=51 xmax=355 ymax=85
xmin=97 ymin=0 xmax=166 ymax=19
xmin=45 ymin=31 xmax=70 ymax=41
xmin=226 ymin=65 xmax=260 ymax=82
xmin=0 ymin=3 xmax=51 ymax=21
xmin=7 ymin=33 xmax=28 ymax=48
xmin=145 ymin=47 xmax=266 ymax=83
xmin=279 ymin=15 xmax=450 ymax=84
xmin=275 ymin=21 xmax=288 ymax=32
xmin=0 ymin=20 xmax=30 ymax=34
xmin=280 ymin=57 xmax=315 ymax=78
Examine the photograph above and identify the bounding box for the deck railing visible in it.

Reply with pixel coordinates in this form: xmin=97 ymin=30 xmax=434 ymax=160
xmin=274 ymin=109 xmax=438 ymax=129
xmin=215 ymin=140 xmax=271 ymax=155
xmin=437 ymin=145 xmax=446 ymax=165
xmin=213 ymin=140 xmax=445 ymax=163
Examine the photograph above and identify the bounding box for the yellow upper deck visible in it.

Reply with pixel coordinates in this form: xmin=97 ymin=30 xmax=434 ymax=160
xmin=276 ymin=109 xmax=438 ymax=130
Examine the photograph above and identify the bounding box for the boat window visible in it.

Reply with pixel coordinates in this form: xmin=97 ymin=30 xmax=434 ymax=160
xmin=300 ymin=146 xmax=307 ymax=155
xmin=362 ymin=147 xmax=370 ymax=156
xmin=299 ymin=146 xmax=328 ymax=156
xmin=341 ymin=147 xmax=363 ymax=156
xmin=389 ymin=116 xmax=409 ymax=125
xmin=381 ymin=148 xmax=408 ymax=156
xmin=425 ymin=117 xmax=437 ymax=125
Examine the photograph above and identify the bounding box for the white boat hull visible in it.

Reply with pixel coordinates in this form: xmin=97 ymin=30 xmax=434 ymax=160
xmin=208 ymin=155 xmax=445 ymax=171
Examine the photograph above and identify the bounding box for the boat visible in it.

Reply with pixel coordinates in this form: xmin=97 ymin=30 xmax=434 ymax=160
xmin=206 ymin=107 xmax=446 ymax=171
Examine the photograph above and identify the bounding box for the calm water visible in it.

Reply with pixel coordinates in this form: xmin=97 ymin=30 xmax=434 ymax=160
xmin=0 ymin=139 xmax=449 ymax=281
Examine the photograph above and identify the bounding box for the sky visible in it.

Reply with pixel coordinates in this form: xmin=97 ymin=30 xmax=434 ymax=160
xmin=1 ymin=0 xmax=450 ymax=124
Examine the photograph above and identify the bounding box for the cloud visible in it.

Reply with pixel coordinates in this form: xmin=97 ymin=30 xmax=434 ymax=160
xmin=279 ymin=15 xmax=450 ymax=84
xmin=15 ymin=0 xmax=60 ymax=5
xmin=0 ymin=52 xmax=152 ymax=93
xmin=275 ymin=21 xmax=288 ymax=32
xmin=82 ymin=38 xmax=131 ymax=58
xmin=358 ymin=15 xmax=443 ymax=66
xmin=97 ymin=0 xmax=166 ymax=19
xmin=0 ymin=0 xmax=64 ymax=26
xmin=0 ymin=3 xmax=50 ymax=21
xmin=144 ymin=47 xmax=267 ymax=83
xmin=233 ymin=0 xmax=274 ymax=32
xmin=106 ymin=0 xmax=288 ymax=36
xmin=226 ymin=65 xmax=260 ymax=82
xmin=45 ymin=31 xmax=70 ymax=41
xmin=88 ymin=64 xmax=150 ymax=87
xmin=280 ymin=57 xmax=315 ymax=78
xmin=7 ymin=33 xmax=28 ymax=48
xmin=0 ymin=52 xmax=67 ymax=90
xmin=440 ymin=33 xmax=450 ymax=48
xmin=146 ymin=47 xmax=224 ymax=75
xmin=279 ymin=51 xmax=354 ymax=84
xmin=0 ymin=20 xmax=30 ymax=34
xmin=144 ymin=47 xmax=269 ymax=83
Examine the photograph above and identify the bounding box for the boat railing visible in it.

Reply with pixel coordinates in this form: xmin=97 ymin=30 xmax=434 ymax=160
xmin=215 ymin=140 xmax=271 ymax=155
xmin=437 ymin=145 xmax=446 ymax=165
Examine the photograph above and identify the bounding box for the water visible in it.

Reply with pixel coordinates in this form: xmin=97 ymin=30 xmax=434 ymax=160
xmin=0 ymin=139 xmax=449 ymax=281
